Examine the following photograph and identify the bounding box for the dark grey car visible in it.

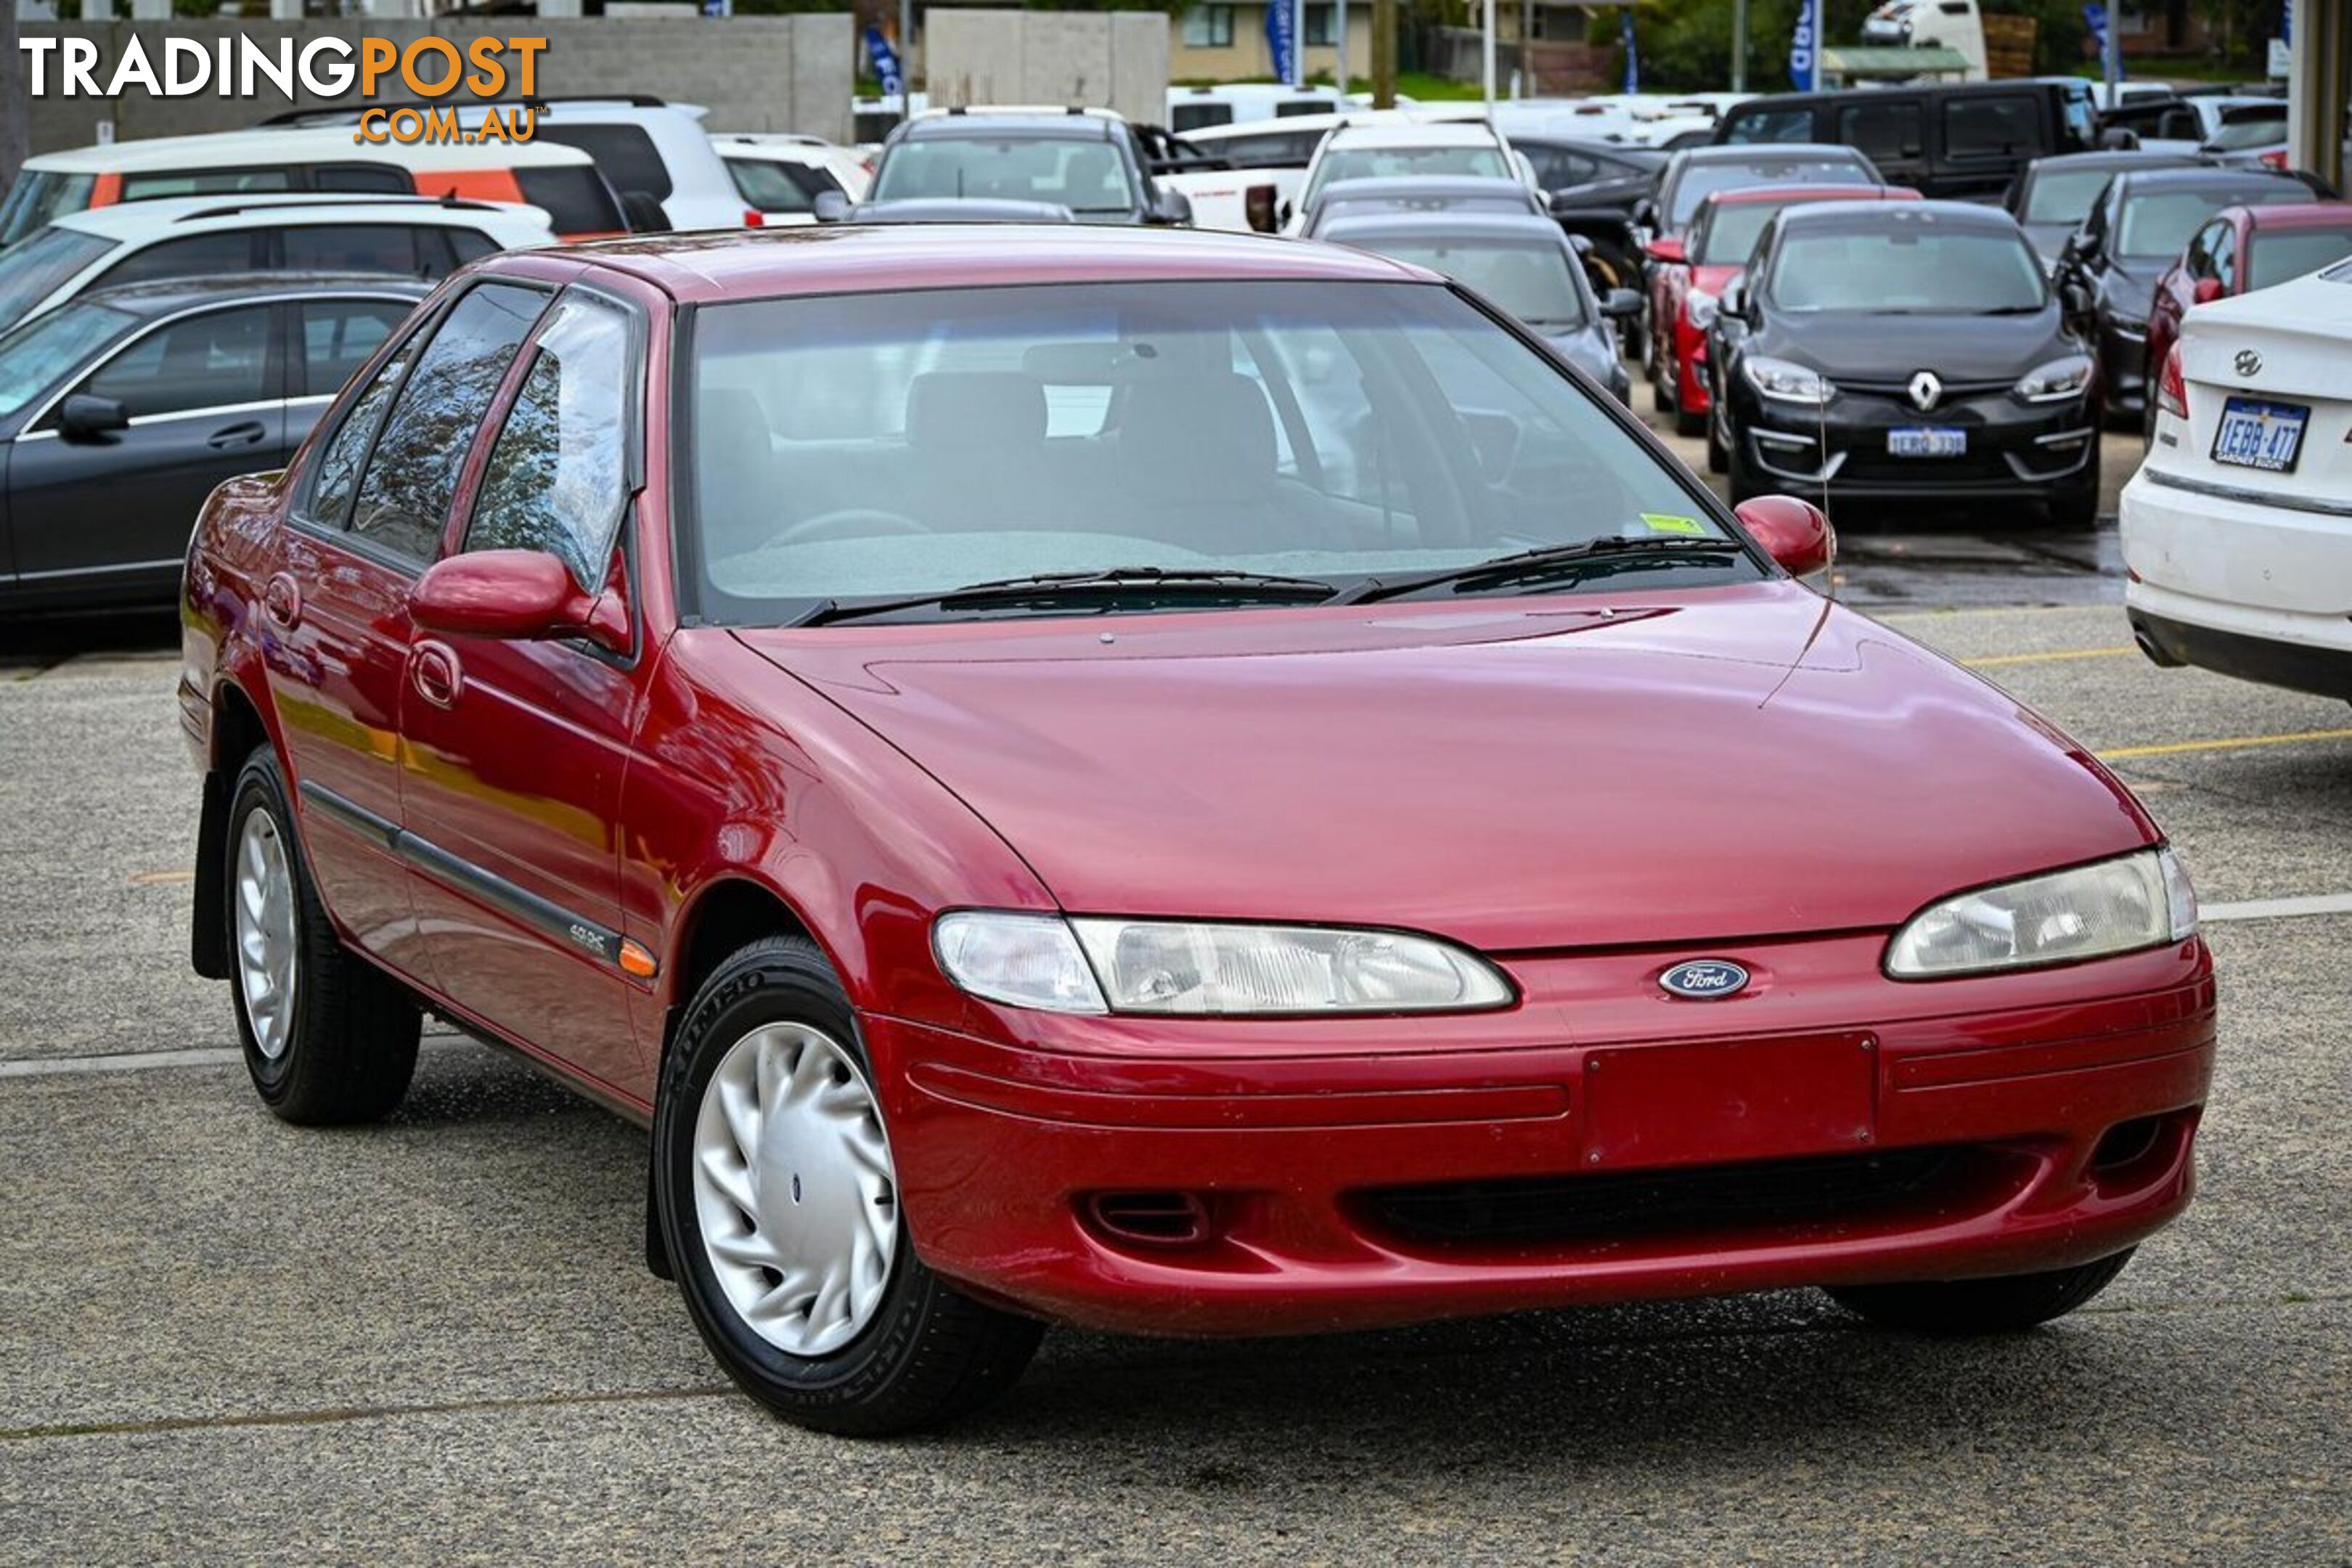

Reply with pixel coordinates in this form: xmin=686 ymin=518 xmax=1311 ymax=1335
xmin=1317 ymin=211 xmax=1638 ymax=404
xmin=0 ymin=272 xmax=428 ymax=611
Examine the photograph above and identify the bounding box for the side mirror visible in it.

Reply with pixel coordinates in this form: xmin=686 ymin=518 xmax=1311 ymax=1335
xmin=812 ymin=189 xmax=852 ymax=224
xmin=2099 ymin=126 xmax=2141 ymax=151
xmin=2192 ymin=276 xmax=2225 ymax=305
xmin=411 ymin=548 xmax=624 ymax=650
xmin=1719 ymin=277 xmax=1747 ymax=319
xmin=1602 ymin=287 xmax=1643 ymax=319
xmin=1643 ymin=234 xmax=1687 ymax=265
xmin=1734 ymin=495 xmax=1834 ymax=578
xmin=57 ymin=393 xmax=130 ymax=442
xmin=2061 ymin=279 xmax=2092 ymax=316
xmin=1150 ymin=187 xmax=1195 ymax=226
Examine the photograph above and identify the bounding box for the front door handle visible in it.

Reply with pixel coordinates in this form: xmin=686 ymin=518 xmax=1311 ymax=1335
xmin=207 ymin=420 xmax=267 ymax=450
xmin=412 ymin=641 xmax=462 ymax=711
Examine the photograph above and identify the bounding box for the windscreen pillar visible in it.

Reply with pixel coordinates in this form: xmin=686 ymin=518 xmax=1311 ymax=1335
xmin=2288 ymin=0 xmax=2348 ymax=194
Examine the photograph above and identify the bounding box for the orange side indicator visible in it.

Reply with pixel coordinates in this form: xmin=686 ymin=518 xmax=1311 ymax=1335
xmin=618 ymin=939 xmax=659 ymax=981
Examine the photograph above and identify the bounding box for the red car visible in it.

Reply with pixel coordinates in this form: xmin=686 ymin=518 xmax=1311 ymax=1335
xmin=181 ymin=226 xmax=2215 ymax=1435
xmin=1645 ymin=185 xmax=1916 ymax=436
xmin=2144 ymin=200 xmax=2352 ymax=425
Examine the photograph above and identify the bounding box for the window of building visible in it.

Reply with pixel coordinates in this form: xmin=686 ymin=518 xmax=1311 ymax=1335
xmin=1182 ymin=4 xmax=1235 ymax=46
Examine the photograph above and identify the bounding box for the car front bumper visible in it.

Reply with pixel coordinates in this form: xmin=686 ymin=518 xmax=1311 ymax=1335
xmin=1736 ymin=384 xmax=2096 ymax=503
xmin=871 ymin=937 xmax=2214 ymax=1336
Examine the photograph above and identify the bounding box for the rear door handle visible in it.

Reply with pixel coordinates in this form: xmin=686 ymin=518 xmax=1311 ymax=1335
xmin=412 ymin=641 xmax=462 ymax=710
xmin=206 ymin=420 xmax=267 ymax=450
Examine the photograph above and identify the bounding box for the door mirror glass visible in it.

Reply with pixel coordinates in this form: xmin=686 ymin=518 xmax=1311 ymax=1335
xmin=1734 ymin=494 xmax=1833 ymax=577
xmin=412 ymin=548 xmax=595 ymax=641
xmin=1151 ymin=188 xmax=1195 ymax=226
xmin=812 ymin=189 xmax=852 ymax=224
xmin=1602 ymin=287 xmax=1643 ymax=319
xmin=57 ymin=392 xmax=129 ymax=441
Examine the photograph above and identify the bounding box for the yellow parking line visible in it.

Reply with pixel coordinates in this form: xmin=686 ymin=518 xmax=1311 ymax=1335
xmin=2099 ymin=727 xmax=2352 ymax=761
xmin=1960 ymin=646 xmax=2138 ymax=669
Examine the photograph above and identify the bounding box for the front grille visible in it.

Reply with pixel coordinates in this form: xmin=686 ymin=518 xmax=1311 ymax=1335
xmin=1356 ymin=1147 xmax=1961 ymax=1249
xmin=1834 ymin=451 xmax=2015 ymax=485
xmin=1838 ymin=377 xmax=2014 ymax=403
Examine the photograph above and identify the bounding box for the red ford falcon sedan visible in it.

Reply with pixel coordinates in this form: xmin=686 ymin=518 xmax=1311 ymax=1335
xmin=179 ymin=225 xmax=2215 ymax=1435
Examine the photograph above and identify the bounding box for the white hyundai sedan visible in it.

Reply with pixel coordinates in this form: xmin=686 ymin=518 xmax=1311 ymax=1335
xmin=2121 ymin=261 xmax=2352 ymax=698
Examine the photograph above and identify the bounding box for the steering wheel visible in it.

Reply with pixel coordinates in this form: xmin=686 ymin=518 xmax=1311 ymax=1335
xmin=772 ymin=508 xmax=932 ymax=547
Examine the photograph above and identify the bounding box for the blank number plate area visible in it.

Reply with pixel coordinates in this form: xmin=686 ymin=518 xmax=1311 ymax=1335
xmin=1582 ymin=1032 xmax=1877 ymax=1170
xmin=2212 ymin=396 xmax=2308 ymax=473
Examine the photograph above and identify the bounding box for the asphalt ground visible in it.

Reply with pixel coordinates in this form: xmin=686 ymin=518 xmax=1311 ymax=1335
xmin=4 ymin=399 xmax=2348 ymax=1564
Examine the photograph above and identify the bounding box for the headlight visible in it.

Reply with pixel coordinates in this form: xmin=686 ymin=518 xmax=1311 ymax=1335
xmin=2014 ymin=353 xmax=2094 ymax=403
xmin=1686 ymin=287 xmax=1719 ymax=330
xmin=1742 ymin=354 xmax=1834 ymax=405
xmin=1885 ymin=848 xmax=2196 ymax=979
xmin=934 ymin=911 xmax=1514 ymax=1016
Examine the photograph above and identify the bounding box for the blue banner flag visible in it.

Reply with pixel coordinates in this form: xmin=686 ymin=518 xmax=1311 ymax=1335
xmin=1621 ymin=7 xmax=1639 ymax=93
xmin=1265 ymin=0 xmax=1299 ymax=89
xmin=1789 ymin=0 xmax=1820 ymax=91
xmin=864 ymin=25 xmax=905 ymax=99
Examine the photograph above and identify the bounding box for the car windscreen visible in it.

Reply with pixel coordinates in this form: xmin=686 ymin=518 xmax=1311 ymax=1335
xmin=1307 ymin=146 xmax=1514 ymax=205
xmin=1670 ymin=157 xmax=1874 ymax=227
xmin=0 ymin=299 xmax=134 ymax=421
xmin=0 ymin=227 xmax=117 ymax=329
xmin=1693 ymin=199 xmax=1818 ymax=264
xmin=1771 ymin=226 xmax=2047 ymax=311
xmin=2204 ymin=112 xmax=2285 ymax=152
xmin=683 ymin=279 xmax=1734 ymax=622
xmin=1349 ymin=237 xmax=1587 ymax=328
xmin=872 ymin=136 xmax=1139 ymax=216
xmin=0 ymin=170 xmax=99 ymax=251
xmin=2118 ymin=187 xmax=2290 ymax=259
xmin=2247 ymin=226 xmax=2352 ymax=290
xmin=2022 ymin=166 xmax=2128 ymax=224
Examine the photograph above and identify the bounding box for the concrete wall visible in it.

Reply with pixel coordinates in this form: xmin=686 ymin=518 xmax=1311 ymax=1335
xmin=11 ymin=15 xmax=855 ymax=155
xmin=925 ymin=9 xmax=1168 ymax=127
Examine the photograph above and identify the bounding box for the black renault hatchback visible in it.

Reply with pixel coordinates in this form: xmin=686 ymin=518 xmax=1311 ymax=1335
xmin=1706 ymin=200 xmax=2100 ymax=526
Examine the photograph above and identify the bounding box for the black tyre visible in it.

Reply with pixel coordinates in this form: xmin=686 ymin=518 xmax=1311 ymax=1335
xmin=1706 ymin=409 xmax=1730 ymax=475
xmin=224 ymin=750 xmax=419 ymax=1124
xmin=653 ymin=936 xmax=1042 ymax=1436
xmin=1674 ymin=404 xmax=1705 ymax=439
xmin=1649 ymin=358 xmax=1675 ymax=415
xmin=1725 ymin=423 xmax=1760 ymax=504
xmin=1827 ymin=1248 xmax=2135 ymax=1334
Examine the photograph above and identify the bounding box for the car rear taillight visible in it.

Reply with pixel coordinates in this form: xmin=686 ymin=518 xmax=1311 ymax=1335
xmin=2261 ymin=149 xmax=2289 ymax=171
xmin=1244 ymin=182 xmax=1278 ymax=234
xmin=743 ymin=209 xmax=765 ymax=227
xmin=2157 ymin=343 xmax=2188 ymax=421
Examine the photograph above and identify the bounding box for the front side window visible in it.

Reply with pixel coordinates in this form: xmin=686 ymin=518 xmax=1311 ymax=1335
xmin=724 ymin=158 xmax=822 ymax=215
xmin=1770 ymin=224 xmax=2046 ymax=312
xmin=346 ymin=282 xmax=546 ymax=562
xmin=467 ymin=293 xmax=634 ymax=589
xmin=0 ymin=301 xmax=134 ymax=422
xmin=298 ymin=299 xmax=416 ymax=398
xmin=685 ymin=279 xmax=1736 ymax=624
xmin=873 ymin=136 xmax=1140 ymax=216
xmin=2118 ymin=187 xmax=2292 ymax=261
xmin=75 ymin=306 xmax=272 ymax=420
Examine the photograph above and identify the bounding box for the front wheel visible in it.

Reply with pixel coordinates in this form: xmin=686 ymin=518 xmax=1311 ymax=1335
xmin=1826 ymin=1248 xmax=2136 ymax=1334
xmin=653 ymin=936 xmax=1042 ymax=1435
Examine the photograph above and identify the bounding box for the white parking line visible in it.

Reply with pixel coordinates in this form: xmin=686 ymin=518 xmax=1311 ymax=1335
xmin=2202 ymin=892 xmax=2352 ymax=924
xmin=0 ymin=1047 xmax=242 ymax=1079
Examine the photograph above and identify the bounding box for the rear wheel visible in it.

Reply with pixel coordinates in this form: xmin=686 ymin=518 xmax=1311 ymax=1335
xmin=1827 ymin=1249 xmax=2135 ymax=1334
xmin=1706 ymin=409 xmax=1730 ymax=475
xmin=653 ymin=936 xmax=1042 ymax=1435
xmin=1725 ymin=421 xmax=1761 ymax=504
xmin=225 ymin=751 xmax=419 ymax=1124
xmin=1674 ymin=399 xmax=1705 ymax=439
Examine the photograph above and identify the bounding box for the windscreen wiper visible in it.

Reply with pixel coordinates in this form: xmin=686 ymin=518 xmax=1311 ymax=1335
xmin=790 ymin=567 xmax=1339 ymax=626
xmin=1331 ymin=535 xmax=1748 ymax=607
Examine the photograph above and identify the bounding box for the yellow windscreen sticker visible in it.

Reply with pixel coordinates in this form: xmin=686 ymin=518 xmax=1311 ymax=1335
xmin=1639 ymin=513 xmax=1707 ymax=536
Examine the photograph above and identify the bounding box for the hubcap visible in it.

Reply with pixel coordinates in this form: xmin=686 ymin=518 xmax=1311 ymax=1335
xmin=233 ymin=809 xmax=299 ymax=1061
xmin=691 ymin=1021 xmax=899 ymax=1358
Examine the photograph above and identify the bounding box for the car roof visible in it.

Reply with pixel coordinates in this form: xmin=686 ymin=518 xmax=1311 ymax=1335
xmin=23 ymin=126 xmax=595 ymax=176
xmin=1700 ymin=183 xmax=1903 ymax=208
xmin=1774 ymin=197 xmax=2020 ymax=233
xmin=2027 ymin=150 xmax=2197 ymax=172
xmin=2111 ymin=166 xmax=2306 ymax=195
xmin=1317 ymin=211 xmax=1569 ymax=245
xmin=1312 ymin=175 xmax=1536 ymax=206
xmin=2240 ymin=200 xmax=2352 ymax=229
xmin=553 ymin=224 xmax=1426 ymax=303
xmin=65 ymin=271 xmax=434 ymax=318
xmin=897 ymin=113 xmax=1116 ymax=142
xmin=1326 ymin=121 xmax=1501 ymax=148
xmin=53 ymin=192 xmax=548 ymax=238
xmin=1673 ymin=142 xmax=1874 ymax=168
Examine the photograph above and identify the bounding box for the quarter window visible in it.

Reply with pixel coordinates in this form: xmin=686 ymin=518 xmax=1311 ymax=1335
xmin=465 ymin=293 xmax=634 ymax=590
xmin=346 ymin=283 xmax=547 ymax=562
xmin=75 ymin=306 xmax=272 ymax=420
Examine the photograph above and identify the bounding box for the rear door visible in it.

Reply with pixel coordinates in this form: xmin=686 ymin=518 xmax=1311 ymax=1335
xmin=6 ymin=303 xmax=283 ymax=597
xmin=1937 ymin=91 xmax=2046 ymax=200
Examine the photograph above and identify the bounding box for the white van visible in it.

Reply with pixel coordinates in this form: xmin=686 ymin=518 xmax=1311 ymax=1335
xmin=1861 ymin=0 xmax=1989 ymax=81
xmin=1164 ymin=84 xmax=1349 ymax=135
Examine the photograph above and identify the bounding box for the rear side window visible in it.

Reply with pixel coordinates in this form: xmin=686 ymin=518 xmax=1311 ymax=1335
xmin=282 ymin=225 xmax=422 ymax=276
xmin=101 ymin=231 xmax=259 ymax=288
xmin=78 ymin=306 xmax=273 ymax=420
xmin=1208 ymin=130 xmax=1320 ymax=168
xmin=297 ymin=298 xmax=415 ymax=397
xmin=120 ymin=168 xmax=295 ymax=201
xmin=311 ymin=164 xmax=413 ymax=195
xmin=443 ymin=229 xmax=502 ymax=268
xmin=537 ymin=124 xmax=672 ymax=203
xmin=346 ymin=282 xmax=546 ymax=562
xmin=724 ymin=158 xmax=825 ymax=214
xmin=1945 ymin=95 xmax=2041 ymax=158
xmin=1837 ymin=99 xmax=1923 ymax=163
xmin=1521 ymin=144 xmax=1599 ymax=190
xmin=1722 ymin=106 xmax=1815 ymax=144
xmin=514 ymin=166 xmax=626 ymax=235
xmin=467 ymin=293 xmax=634 ymax=589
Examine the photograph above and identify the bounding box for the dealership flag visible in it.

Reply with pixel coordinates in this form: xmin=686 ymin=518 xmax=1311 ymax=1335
xmin=865 ymin=26 xmax=905 ymax=98
xmin=1265 ymin=0 xmax=1299 ymax=88
xmin=1622 ymin=7 xmax=1640 ymax=93
xmin=1789 ymin=0 xmax=1820 ymax=91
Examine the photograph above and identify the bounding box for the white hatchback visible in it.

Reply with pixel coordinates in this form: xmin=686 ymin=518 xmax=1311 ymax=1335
xmin=2120 ymin=262 xmax=2352 ymax=698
